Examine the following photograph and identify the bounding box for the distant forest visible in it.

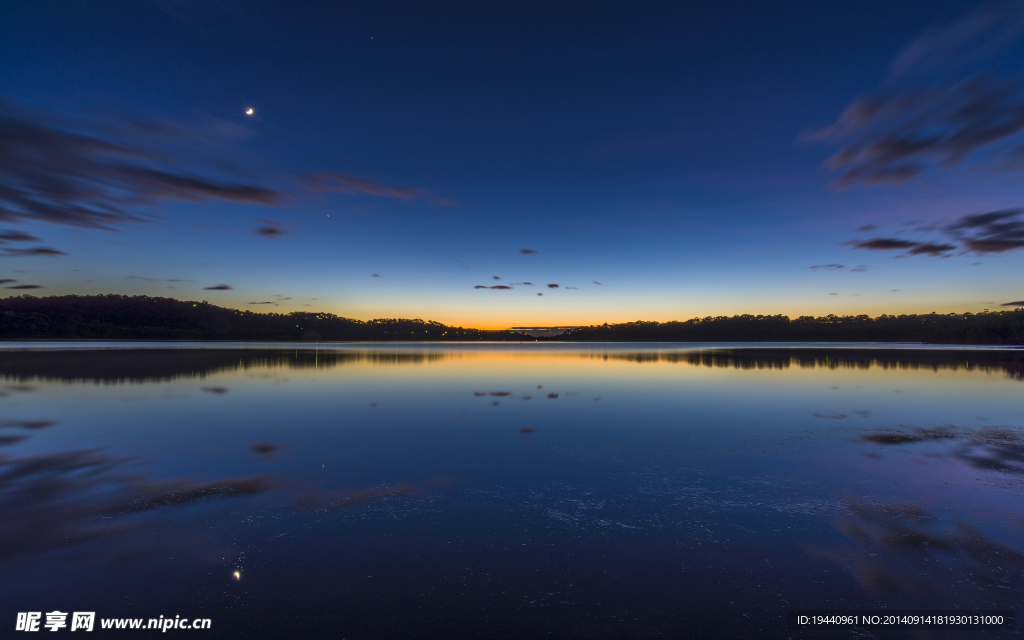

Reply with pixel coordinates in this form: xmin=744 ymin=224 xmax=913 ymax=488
xmin=558 ymin=312 xmax=1024 ymax=345
xmin=0 ymin=295 xmax=533 ymax=341
xmin=0 ymin=295 xmax=1022 ymax=344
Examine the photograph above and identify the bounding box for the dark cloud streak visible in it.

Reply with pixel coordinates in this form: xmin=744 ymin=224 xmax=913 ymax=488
xmin=304 ymin=172 xmax=456 ymax=207
xmin=0 ymin=247 xmax=66 ymax=257
xmin=0 ymin=103 xmax=284 ymax=231
xmin=809 ymin=5 xmax=1024 ymax=188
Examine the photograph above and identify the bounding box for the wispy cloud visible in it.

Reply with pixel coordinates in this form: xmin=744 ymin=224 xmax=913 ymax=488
xmin=947 ymin=208 xmax=1024 ymax=253
xmin=806 ymin=4 xmax=1024 ymax=188
xmin=0 ymin=102 xmax=283 ymax=231
xmin=810 ymin=263 xmax=846 ymax=270
xmin=852 ymin=238 xmax=919 ymax=251
xmin=519 ymin=248 xmax=538 ymax=254
xmin=908 ymin=242 xmax=958 ymax=256
xmin=0 ymin=231 xmax=39 ymax=242
xmin=254 ymin=220 xmax=291 ymax=238
xmin=1001 ymin=300 xmax=1024 ymax=306
xmin=0 ymin=102 xmax=455 ymax=251
xmin=0 ymin=247 xmax=66 ymax=257
xmin=203 ymin=284 xmax=232 ymax=290
xmin=850 ymin=237 xmax=956 ymax=256
xmin=304 ymin=172 xmax=456 ymax=207
xmin=845 ymin=208 xmax=1024 ymax=257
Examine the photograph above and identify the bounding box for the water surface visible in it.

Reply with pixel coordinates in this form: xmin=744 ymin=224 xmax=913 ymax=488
xmin=1 ymin=343 xmax=1022 ymax=638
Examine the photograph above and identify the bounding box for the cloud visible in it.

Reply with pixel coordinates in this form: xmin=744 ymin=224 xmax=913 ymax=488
xmin=0 ymin=101 xmax=461 ymax=257
xmin=371 ymin=273 xmax=380 ymax=278
xmin=852 ymin=238 xmax=921 ymax=251
xmin=850 ymin=265 xmax=868 ymax=272
xmin=125 ymin=276 xmax=194 ymax=282
xmin=254 ymin=220 xmax=290 ymax=238
xmin=519 ymin=249 xmax=538 ymax=254
xmin=6 ymin=284 xmax=42 ymax=289
xmin=492 ymin=275 xmax=501 ymax=280
xmin=887 ymin=4 xmax=1024 ymax=80
xmin=537 ymin=293 xmax=543 ymax=296
xmin=845 ymin=209 xmax=1024 ymax=257
xmin=489 ymin=285 xmax=512 ymax=290
xmin=303 ymin=172 xmax=456 ymax=207
xmin=855 ymin=224 xmax=879 ymax=232
xmin=1001 ymin=300 xmax=1024 ymax=307
xmin=474 ymin=285 xmax=488 ymax=289
xmin=203 ymin=284 xmax=232 ymax=290
xmin=566 ymin=286 xmax=578 ymax=289
xmin=851 ymin=237 xmax=957 ymax=256
xmin=0 ymin=102 xmax=284 ymax=230
xmin=907 ymin=242 xmax=958 ymax=256
xmin=0 ymin=279 xmax=15 ymax=284
xmin=546 ymin=283 xmax=559 ymax=288
xmin=248 ymin=301 xmax=274 ymax=304
xmin=806 ymin=5 xmax=1024 ymax=188
xmin=947 ymin=208 xmax=1024 ymax=253
xmin=593 ymin=281 xmax=602 ymax=285
xmin=0 ymin=230 xmax=39 ymax=242
xmin=1 ymin=419 xmax=58 ymax=429
xmin=0 ymin=247 xmax=66 ymax=257
xmin=810 ymin=263 xmax=846 ymax=270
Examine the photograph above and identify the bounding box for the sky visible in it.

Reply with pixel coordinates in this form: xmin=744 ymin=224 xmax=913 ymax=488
xmin=1 ymin=0 xmax=1024 ymax=328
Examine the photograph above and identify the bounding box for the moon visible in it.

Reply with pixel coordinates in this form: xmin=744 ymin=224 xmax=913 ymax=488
xmin=245 ymin=108 xmax=254 ymax=116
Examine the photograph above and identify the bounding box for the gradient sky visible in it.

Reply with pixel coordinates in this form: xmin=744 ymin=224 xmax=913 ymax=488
xmin=2 ymin=0 xmax=1023 ymax=328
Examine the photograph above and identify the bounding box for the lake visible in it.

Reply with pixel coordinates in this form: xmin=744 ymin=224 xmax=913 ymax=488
xmin=1 ymin=343 xmax=1021 ymax=637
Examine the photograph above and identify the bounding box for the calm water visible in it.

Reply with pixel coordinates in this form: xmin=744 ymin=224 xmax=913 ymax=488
xmin=1 ymin=343 xmax=1022 ymax=638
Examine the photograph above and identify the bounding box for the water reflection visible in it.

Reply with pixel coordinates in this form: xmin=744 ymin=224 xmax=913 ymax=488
xmin=0 ymin=448 xmax=271 ymax=563
xmin=828 ymin=499 xmax=1024 ymax=605
xmin=0 ymin=345 xmax=1020 ymax=383
xmin=0 ymin=344 xmax=1020 ymax=637
xmin=594 ymin=348 xmax=1024 ymax=379
xmin=858 ymin=426 xmax=1024 ymax=475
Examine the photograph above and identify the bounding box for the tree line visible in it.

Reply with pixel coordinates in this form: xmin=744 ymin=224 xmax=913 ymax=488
xmin=0 ymin=295 xmax=534 ymax=341
xmin=553 ymin=312 xmax=1024 ymax=344
xmin=2 ymin=295 xmax=1021 ymax=344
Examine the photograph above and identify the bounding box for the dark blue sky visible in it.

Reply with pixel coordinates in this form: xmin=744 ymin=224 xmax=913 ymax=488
xmin=2 ymin=0 xmax=1022 ymax=326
